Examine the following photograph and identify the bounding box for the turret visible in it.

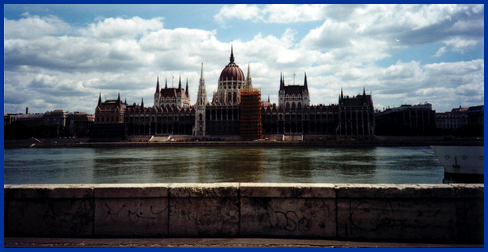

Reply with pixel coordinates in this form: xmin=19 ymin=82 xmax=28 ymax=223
xmin=178 ymin=76 xmax=182 ymax=90
xmin=141 ymin=97 xmax=144 ymax=108
xmin=156 ymin=76 xmax=160 ymax=93
xmin=280 ymin=73 xmax=284 ymax=90
xmin=98 ymin=93 xmax=102 ymax=106
xmin=185 ymin=78 xmax=189 ymax=96
xmin=304 ymin=72 xmax=308 ymax=90
xmin=246 ymin=64 xmax=252 ymax=88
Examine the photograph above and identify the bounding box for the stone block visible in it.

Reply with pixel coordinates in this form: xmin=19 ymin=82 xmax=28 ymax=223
xmin=337 ymin=198 xmax=457 ymax=242
xmin=169 ymin=197 xmax=239 ymax=237
xmin=94 ymin=198 xmax=168 ymax=237
xmin=6 ymin=198 xmax=94 ymax=236
xmin=240 ymin=197 xmax=336 ymax=238
xmin=240 ymin=183 xmax=336 ymax=198
xmin=93 ymin=184 xmax=168 ymax=198
xmin=455 ymin=198 xmax=484 ymax=243
xmin=169 ymin=183 xmax=239 ymax=198
xmin=6 ymin=184 xmax=93 ymax=199
xmin=335 ymin=184 xmax=457 ymax=199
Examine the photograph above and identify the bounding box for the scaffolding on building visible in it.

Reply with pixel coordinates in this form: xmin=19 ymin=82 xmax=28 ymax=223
xmin=240 ymin=88 xmax=263 ymax=141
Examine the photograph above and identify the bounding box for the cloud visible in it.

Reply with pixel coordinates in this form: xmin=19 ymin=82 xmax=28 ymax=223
xmin=215 ymin=4 xmax=325 ymax=24
xmin=3 ymin=5 xmax=484 ymax=115
xmin=4 ymin=12 xmax=71 ymax=39
xmin=214 ymin=4 xmax=263 ymax=24
xmin=79 ymin=16 xmax=164 ymax=40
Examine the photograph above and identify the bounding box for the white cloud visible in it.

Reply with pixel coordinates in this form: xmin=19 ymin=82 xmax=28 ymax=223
xmin=3 ymin=5 xmax=484 ymax=115
xmin=4 ymin=13 xmax=71 ymax=39
xmin=79 ymin=16 xmax=164 ymax=40
xmin=214 ymin=4 xmax=263 ymax=24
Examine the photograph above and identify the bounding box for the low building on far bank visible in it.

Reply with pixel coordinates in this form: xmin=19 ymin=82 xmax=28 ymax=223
xmin=4 ymin=108 xmax=95 ymax=139
xmin=375 ymin=103 xmax=436 ymax=136
xmin=436 ymin=105 xmax=484 ymax=137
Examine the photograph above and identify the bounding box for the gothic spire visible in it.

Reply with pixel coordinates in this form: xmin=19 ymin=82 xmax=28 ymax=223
xmin=229 ymin=44 xmax=235 ymax=63
xmin=280 ymin=72 xmax=285 ymax=90
xmin=165 ymin=79 xmax=167 ymax=89
xmin=117 ymin=92 xmax=120 ymax=102
xmin=156 ymin=76 xmax=160 ymax=93
xmin=98 ymin=93 xmax=102 ymax=106
xmin=185 ymin=78 xmax=189 ymax=96
xmin=363 ymin=87 xmax=366 ymax=96
xmin=304 ymin=71 xmax=308 ymax=90
xmin=178 ymin=76 xmax=182 ymax=90
xmin=200 ymin=63 xmax=205 ymax=82
xmin=141 ymin=97 xmax=144 ymax=108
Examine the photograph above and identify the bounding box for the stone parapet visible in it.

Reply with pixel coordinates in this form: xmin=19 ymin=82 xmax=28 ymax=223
xmin=4 ymin=183 xmax=484 ymax=243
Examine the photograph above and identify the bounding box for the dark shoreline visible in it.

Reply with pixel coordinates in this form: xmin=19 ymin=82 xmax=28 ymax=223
xmin=4 ymin=138 xmax=484 ymax=148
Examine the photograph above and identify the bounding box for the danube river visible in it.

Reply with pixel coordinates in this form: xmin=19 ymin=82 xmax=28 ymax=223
xmin=4 ymin=146 xmax=444 ymax=184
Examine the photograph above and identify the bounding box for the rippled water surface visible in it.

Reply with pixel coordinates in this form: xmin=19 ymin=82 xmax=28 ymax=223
xmin=4 ymin=146 xmax=444 ymax=184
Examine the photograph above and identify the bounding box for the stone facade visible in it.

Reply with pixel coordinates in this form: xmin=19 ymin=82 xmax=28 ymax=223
xmin=92 ymin=47 xmax=375 ymax=139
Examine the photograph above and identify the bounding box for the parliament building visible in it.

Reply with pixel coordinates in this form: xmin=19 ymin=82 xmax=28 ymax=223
xmin=91 ymin=47 xmax=375 ymax=141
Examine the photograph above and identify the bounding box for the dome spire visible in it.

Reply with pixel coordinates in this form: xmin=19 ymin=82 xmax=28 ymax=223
xmin=230 ymin=44 xmax=235 ymax=63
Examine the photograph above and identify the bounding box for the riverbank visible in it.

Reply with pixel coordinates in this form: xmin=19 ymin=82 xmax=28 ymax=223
xmin=4 ymin=137 xmax=484 ymax=149
xmin=4 ymin=136 xmax=483 ymax=148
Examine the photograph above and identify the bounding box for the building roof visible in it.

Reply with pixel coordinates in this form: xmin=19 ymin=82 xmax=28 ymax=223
xmin=219 ymin=46 xmax=245 ymax=82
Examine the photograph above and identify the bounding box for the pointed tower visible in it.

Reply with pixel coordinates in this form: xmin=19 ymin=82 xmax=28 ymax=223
xmin=141 ymin=97 xmax=144 ymax=108
xmin=117 ymin=92 xmax=120 ymax=103
xmin=178 ymin=76 xmax=182 ymax=90
xmin=279 ymin=73 xmax=285 ymax=107
xmin=165 ymin=79 xmax=167 ymax=89
xmin=98 ymin=93 xmax=102 ymax=107
xmin=156 ymin=76 xmax=160 ymax=93
xmin=302 ymin=72 xmax=310 ymax=106
xmin=304 ymin=72 xmax=308 ymax=90
xmin=195 ymin=63 xmax=208 ymax=137
xmin=245 ymin=64 xmax=252 ymax=89
xmin=185 ymin=78 xmax=189 ymax=97
xmin=230 ymin=44 xmax=235 ymax=63
xmin=154 ymin=76 xmax=161 ymax=107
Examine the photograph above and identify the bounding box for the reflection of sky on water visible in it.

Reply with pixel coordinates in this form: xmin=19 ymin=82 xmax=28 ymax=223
xmin=4 ymin=146 xmax=444 ymax=184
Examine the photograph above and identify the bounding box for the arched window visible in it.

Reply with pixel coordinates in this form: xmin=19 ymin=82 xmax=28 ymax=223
xmin=199 ymin=113 xmax=203 ymax=121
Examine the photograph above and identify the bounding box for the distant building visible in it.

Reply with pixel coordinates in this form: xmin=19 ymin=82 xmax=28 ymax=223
xmin=5 ymin=108 xmax=95 ymax=138
xmin=66 ymin=112 xmax=95 ymax=137
xmin=467 ymin=105 xmax=484 ymax=126
xmin=375 ymin=103 xmax=436 ymax=136
xmin=92 ymin=46 xmax=376 ymax=140
xmin=154 ymin=76 xmax=191 ymax=109
xmin=436 ymin=106 xmax=469 ymax=130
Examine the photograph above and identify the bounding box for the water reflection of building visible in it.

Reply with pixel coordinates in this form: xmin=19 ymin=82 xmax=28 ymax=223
xmin=91 ymin=47 xmax=375 ymax=140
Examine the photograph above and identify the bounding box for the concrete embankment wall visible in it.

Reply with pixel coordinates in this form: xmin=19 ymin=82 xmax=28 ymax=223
xmin=4 ymin=183 xmax=483 ymax=243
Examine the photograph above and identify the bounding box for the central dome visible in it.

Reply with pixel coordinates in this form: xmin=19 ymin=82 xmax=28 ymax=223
xmin=219 ymin=46 xmax=245 ymax=81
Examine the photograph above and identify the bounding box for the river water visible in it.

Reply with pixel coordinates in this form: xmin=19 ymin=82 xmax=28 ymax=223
xmin=4 ymin=146 xmax=444 ymax=184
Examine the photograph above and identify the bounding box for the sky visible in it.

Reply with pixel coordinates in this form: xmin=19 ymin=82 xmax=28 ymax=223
xmin=3 ymin=4 xmax=484 ymax=115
